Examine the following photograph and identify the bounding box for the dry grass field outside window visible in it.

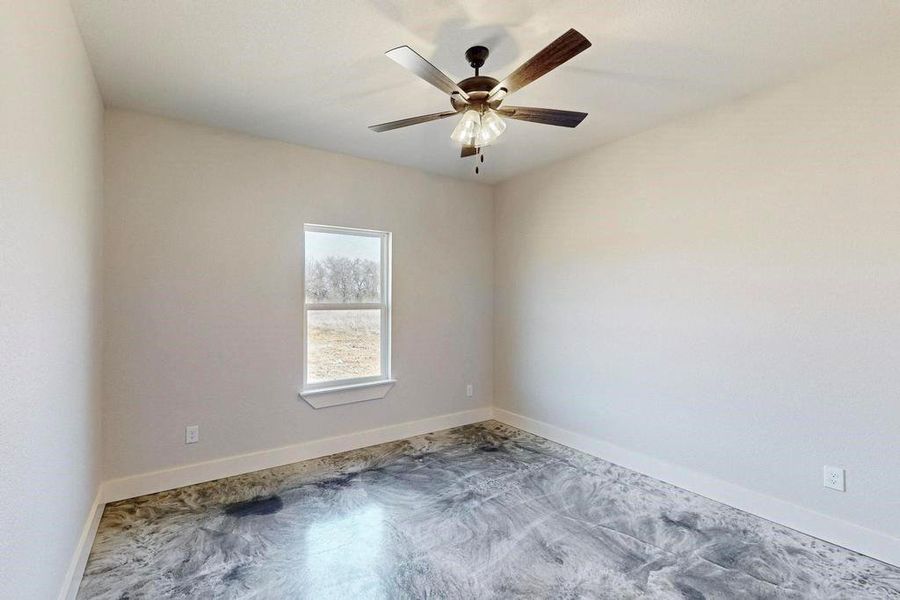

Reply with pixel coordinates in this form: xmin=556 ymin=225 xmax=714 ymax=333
xmin=307 ymin=309 xmax=381 ymax=383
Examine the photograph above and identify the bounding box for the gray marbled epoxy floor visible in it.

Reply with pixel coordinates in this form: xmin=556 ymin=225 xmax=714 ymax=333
xmin=78 ymin=422 xmax=900 ymax=599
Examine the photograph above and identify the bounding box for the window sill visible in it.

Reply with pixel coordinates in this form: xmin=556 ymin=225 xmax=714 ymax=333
xmin=299 ymin=379 xmax=396 ymax=409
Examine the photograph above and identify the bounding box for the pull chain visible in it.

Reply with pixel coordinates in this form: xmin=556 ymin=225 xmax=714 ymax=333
xmin=475 ymin=147 xmax=484 ymax=175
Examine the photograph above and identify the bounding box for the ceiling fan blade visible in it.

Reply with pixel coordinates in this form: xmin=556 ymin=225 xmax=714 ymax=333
xmin=489 ymin=29 xmax=591 ymax=99
xmin=369 ymin=111 xmax=458 ymax=133
xmin=460 ymin=145 xmax=477 ymax=158
xmin=498 ymin=106 xmax=588 ymax=128
xmin=386 ymin=46 xmax=470 ymax=100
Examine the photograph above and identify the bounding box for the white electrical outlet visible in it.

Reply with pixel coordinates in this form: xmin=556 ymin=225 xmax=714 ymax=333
xmin=466 ymin=384 xmax=473 ymax=398
xmin=186 ymin=425 xmax=200 ymax=444
xmin=823 ymin=465 xmax=845 ymax=491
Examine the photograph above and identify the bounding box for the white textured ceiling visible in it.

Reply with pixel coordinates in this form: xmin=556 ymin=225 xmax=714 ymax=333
xmin=72 ymin=1 xmax=900 ymax=183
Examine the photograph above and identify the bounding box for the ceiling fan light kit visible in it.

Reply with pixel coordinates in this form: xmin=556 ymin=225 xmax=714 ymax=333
xmin=369 ymin=28 xmax=592 ymax=174
xmin=450 ymin=108 xmax=507 ymax=147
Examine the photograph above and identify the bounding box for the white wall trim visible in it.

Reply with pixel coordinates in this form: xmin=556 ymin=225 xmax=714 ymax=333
xmin=58 ymin=489 xmax=105 ymax=600
xmin=101 ymin=407 xmax=492 ymax=503
xmin=492 ymin=408 xmax=900 ymax=567
xmin=300 ymin=379 xmax=396 ymax=408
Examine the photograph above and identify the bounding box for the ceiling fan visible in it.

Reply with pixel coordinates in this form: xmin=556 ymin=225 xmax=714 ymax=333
xmin=368 ymin=29 xmax=591 ymax=172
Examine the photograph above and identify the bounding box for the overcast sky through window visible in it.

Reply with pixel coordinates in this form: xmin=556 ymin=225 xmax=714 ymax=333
xmin=306 ymin=230 xmax=380 ymax=262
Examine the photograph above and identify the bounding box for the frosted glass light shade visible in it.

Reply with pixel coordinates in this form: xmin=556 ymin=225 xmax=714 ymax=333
xmin=450 ymin=110 xmax=481 ymax=146
xmin=477 ymin=109 xmax=506 ymax=147
xmin=450 ymin=108 xmax=507 ymax=148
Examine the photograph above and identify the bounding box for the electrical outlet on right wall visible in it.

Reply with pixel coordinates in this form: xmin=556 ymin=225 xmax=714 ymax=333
xmin=824 ymin=465 xmax=846 ymax=492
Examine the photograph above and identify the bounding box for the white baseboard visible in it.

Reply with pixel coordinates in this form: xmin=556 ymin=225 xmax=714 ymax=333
xmin=58 ymin=488 xmax=105 ymax=600
xmin=102 ymin=407 xmax=493 ymax=503
xmin=492 ymin=408 xmax=900 ymax=567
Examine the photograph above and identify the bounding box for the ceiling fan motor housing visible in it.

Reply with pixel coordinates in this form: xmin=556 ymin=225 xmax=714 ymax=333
xmin=450 ymin=46 xmax=504 ymax=112
xmin=451 ymin=75 xmax=502 ymax=112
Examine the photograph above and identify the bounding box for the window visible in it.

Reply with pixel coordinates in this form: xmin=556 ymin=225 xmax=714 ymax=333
xmin=302 ymin=225 xmax=391 ymax=394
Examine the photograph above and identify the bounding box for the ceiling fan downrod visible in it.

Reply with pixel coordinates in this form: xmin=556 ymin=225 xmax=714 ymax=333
xmin=465 ymin=45 xmax=490 ymax=77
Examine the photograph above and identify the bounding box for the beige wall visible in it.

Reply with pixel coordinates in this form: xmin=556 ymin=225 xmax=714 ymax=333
xmin=0 ymin=1 xmax=104 ymax=598
xmin=494 ymin=45 xmax=900 ymax=544
xmin=102 ymin=110 xmax=493 ymax=479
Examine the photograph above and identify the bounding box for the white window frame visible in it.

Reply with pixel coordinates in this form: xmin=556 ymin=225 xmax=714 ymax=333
xmin=302 ymin=224 xmax=392 ymax=393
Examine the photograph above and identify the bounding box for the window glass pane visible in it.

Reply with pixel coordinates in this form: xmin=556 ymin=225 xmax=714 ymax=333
xmin=307 ymin=309 xmax=381 ymax=383
xmin=305 ymin=230 xmax=381 ymax=303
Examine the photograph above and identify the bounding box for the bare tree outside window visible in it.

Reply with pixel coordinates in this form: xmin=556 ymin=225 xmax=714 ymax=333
xmin=305 ymin=256 xmax=380 ymax=303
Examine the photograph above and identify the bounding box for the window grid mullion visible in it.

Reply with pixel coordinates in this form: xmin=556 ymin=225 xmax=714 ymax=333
xmin=305 ymin=303 xmax=384 ymax=311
